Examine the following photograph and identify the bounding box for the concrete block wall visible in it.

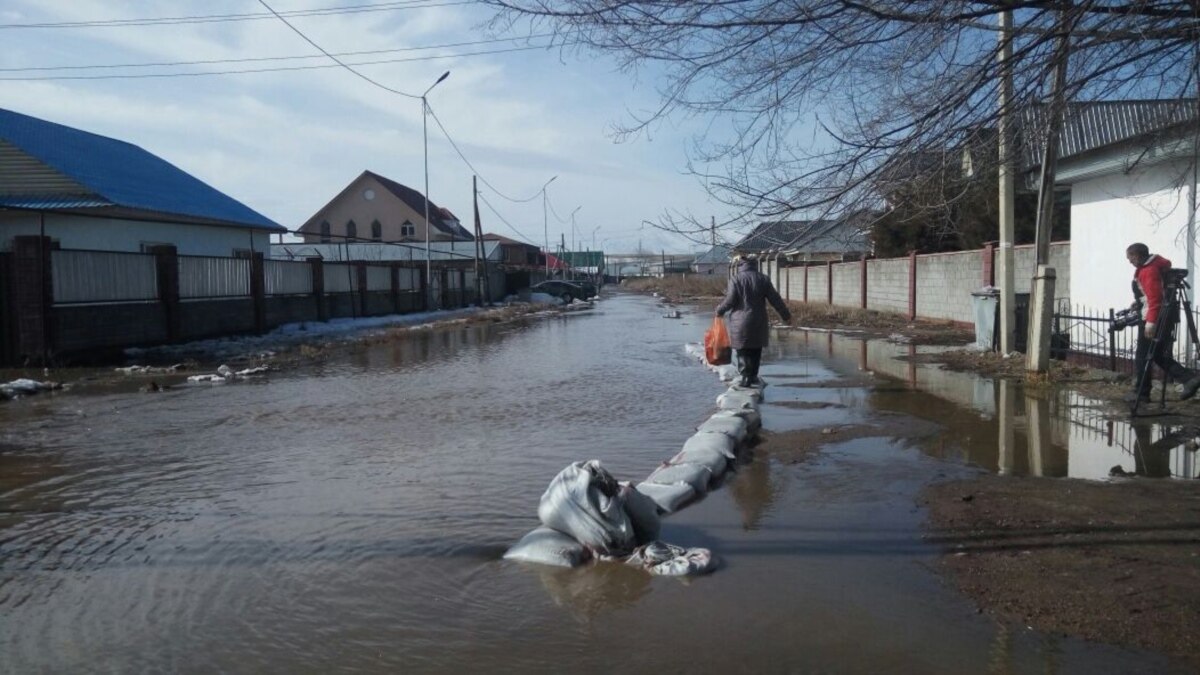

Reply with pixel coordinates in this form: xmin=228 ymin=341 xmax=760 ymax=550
xmin=179 ymin=299 xmax=256 ymax=340
xmin=830 ymin=263 xmax=861 ymax=307
xmin=54 ymin=303 xmax=168 ymax=352
xmin=866 ymin=258 xmax=910 ymax=314
xmin=914 ymin=251 xmax=980 ymax=322
xmin=807 ymin=266 xmax=830 ymax=304
xmin=265 ymin=296 xmax=321 ymax=327
xmin=1012 ymin=242 xmax=1070 ymax=303
xmin=782 ymin=267 xmax=805 ymax=302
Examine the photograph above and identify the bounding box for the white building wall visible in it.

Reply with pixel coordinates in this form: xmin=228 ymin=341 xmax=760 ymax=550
xmin=1070 ymin=160 xmax=1197 ymax=314
xmin=0 ymin=212 xmax=272 ymax=256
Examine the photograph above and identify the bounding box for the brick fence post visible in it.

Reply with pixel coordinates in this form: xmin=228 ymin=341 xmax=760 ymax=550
xmin=250 ymin=252 xmax=266 ymax=334
xmin=826 ymin=260 xmax=834 ymax=305
xmin=860 ymin=257 xmax=868 ymax=309
xmin=390 ymin=263 xmax=402 ymax=315
xmin=983 ymin=241 xmax=996 ymax=287
xmin=908 ymin=249 xmax=918 ymax=320
xmin=148 ymin=245 xmax=180 ymax=342
xmin=355 ymin=262 xmax=369 ymax=317
xmin=0 ymin=252 xmax=12 ymax=365
xmin=12 ymin=235 xmax=54 ymax=362
xmin=308 ymin=257 xmax=328 ymax=322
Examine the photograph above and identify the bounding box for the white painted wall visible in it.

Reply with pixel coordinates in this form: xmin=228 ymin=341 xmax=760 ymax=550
xmin=0 ymin=212 xmax=272 ymax=256
xmin=1070 ymin=159 xmax=1198 ymax=314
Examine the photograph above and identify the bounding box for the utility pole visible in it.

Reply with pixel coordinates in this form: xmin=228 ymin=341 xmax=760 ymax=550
xmin=711 ymin=216 xmax=716 ymax=246
xmin=472 ymin=175 xmax=490 ymax=305
xmin=1027 ymin=3 xmax=1073 ymax=375
xmin=997 ymin=8 xmax=1016 ymax=354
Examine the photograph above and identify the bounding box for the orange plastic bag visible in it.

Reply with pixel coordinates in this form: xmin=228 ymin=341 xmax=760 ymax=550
xmin=704 ymin=316 xmax=732 ymax=365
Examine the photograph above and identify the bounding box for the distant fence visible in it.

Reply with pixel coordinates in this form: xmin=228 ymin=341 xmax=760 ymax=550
xmin=2 ymin=236 xmax=505 ymax=364
xmin=765 ymin=241 xmax=1071 ymax=326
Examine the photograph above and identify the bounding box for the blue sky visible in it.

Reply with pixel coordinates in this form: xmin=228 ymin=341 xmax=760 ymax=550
xmin=0 ymin=0 xmax=740 ymax=254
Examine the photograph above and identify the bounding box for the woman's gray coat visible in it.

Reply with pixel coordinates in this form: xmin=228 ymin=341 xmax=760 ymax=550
xmin=715 ymin=259 xmax=792 ymax=349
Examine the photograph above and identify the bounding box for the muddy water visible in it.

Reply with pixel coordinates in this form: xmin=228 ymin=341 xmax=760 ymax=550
xmin=0 ymin=294 xmax=1172 ymax=672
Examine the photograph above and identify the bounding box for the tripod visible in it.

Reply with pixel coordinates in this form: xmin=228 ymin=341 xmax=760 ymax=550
xmin=1131 ymin=275 xmax=1200 ymax=416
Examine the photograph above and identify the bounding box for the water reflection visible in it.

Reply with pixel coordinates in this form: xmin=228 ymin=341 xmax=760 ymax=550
xmin=787 ymin=330 xmax=1200 ymax=480
xmin=536 ymin=561 xmax=651 ymax=621
xmin=727 ymin=452 xmax=782 ymax=531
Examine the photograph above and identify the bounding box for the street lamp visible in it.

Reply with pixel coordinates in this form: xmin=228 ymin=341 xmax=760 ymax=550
xmin=423 ymin=70 xmax=450 ymax=309
xmin=541 ymin=175 xmax=557 ymax=278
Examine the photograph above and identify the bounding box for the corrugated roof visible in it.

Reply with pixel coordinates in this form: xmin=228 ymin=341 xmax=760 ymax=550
xmin=693 ymin=244 xmax=732 ymax=265
xmin=1018 ymin=100 xmax=1197 ymax=170
xmin=0 ymin=108 xmax=283 ymax=231
xmin=0 ymin=195 xmax=111 ymax=209
xmin=734 ymin=220 xmax=821 ymax=253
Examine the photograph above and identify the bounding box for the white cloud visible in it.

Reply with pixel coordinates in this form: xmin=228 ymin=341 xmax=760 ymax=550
xmin=0 ymin=0 xmax=735 ymax=253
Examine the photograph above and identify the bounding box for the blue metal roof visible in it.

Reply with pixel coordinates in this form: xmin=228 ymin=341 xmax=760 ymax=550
xmin=0 ymin=108 xmax=283 ymax=231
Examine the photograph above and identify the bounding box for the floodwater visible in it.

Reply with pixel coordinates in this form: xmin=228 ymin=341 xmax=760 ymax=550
xmin=0 ymin=293 xmax=1181 ymax=673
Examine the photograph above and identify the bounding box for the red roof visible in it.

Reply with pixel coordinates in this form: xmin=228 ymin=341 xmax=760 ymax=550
xmin=544 ymin=253 xmax=569 ymax=269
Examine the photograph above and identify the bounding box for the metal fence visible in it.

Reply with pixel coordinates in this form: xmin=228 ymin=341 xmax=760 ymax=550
xmin=178 ymin=255 xmax=250 ymax=300
xmin=264 ymin=259 xmax=313 ymax=296
xmin=1054 ymin=301 xmax=1199 ymax=374
xmin=398 ymin=267 xmax=420 ymax=290
xmin=365 ymin=265 xmax=392 ymax=292
xmin=323 ymin=263 xmax=355 ymax=294
xmin=51 ymin=249 xmax=158 ymax=304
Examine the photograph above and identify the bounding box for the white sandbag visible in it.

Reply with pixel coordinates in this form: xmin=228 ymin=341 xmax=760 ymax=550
xmin=619 ymin=483 xmax=661 ymax=543
xmin=711 ymin=408 xmax=762 ymax=434
xmin=504 ymin=527 xmax=591 ymax=568
xmin=682 ymin=432 xmax=737 ymax=459
xmin=626 ymin=541 xmax=716 ymax=576
xmin=646 ymin=462 xmax=712 ymax=493
xmin=635 ymin=482 xmax=696 ymax=514
xmin=715 ymin=364 xmax=739 ymax=381
xmin=538 ymin=460 xmax=636 ymax=554
xmin=670 ymin=444 xmax=728 ymax=476
xmin=697 ymin=414 xmax=748 ymax=444
xmin=717 ymin=390 xmax=760 ymax=410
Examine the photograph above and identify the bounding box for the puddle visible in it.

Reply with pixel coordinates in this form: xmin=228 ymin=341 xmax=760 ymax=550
xmin=776 ymin=329 xmax=1200 ymax=480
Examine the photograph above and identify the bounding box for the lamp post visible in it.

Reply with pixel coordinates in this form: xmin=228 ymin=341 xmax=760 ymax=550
xmin=423 ymin=70 xmax=450 ymax=309
xmin=541 ymin=175 xmax=557 ymax=278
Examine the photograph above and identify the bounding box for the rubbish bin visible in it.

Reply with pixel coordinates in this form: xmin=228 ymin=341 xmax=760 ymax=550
xmin=971 ymin=288 xmax=1000 ymax=350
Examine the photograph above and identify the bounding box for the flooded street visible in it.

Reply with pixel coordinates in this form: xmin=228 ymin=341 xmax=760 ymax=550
xmin=0 ymin=293 xmax=1181 ymax=672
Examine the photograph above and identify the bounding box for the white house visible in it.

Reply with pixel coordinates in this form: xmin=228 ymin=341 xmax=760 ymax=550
xmin=1048 ymin=102 xmax=1196 ymax=315
xmin=0 ymin=108 xmax=285 ymax=255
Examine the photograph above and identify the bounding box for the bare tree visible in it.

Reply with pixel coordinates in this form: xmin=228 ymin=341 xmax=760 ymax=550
xmin=484 ymin=1 xmax=1199 ymax=242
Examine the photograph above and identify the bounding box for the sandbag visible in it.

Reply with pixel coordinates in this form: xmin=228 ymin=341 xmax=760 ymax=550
xmin=717 ymin=390 xmax=761 ymax=410
xmin=697 ymin=415 xmax=748 ymax=444
xmin=682 ymin=432 xmax=737 ymax=459
xmin=504 ymin=527 xmax=591 ymax=568
xmin=670 ymin=444 xmax=728 ymax=476
xmin=626 ymin=541 xmax=716 ymax=576
xmin=711 ymin=408 xmax=762 ymax=434
xmin=635 ymin=482 xmax=696 ymax=514
xmin=538 ymin=460 xmax=636 ymax=554
xmin=715 ymin=364 xmax=740 ymax=381
xmin=646 ymin=462 xmax=712 ymax=493
xmin=619 ymin=482 xmax=661 ymax=543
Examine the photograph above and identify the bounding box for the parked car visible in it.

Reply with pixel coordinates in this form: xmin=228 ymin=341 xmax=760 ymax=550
xmin=531 ymin=280 xmax=594 ymax=303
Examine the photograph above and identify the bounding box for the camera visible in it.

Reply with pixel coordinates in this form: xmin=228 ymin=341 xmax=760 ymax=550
xmin=1110 ymin=307 xmax=1140 ymax=333
xmin=1166 ymin=268 xmax=1189 ymax=290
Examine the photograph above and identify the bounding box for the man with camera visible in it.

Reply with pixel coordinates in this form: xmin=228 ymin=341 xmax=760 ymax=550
xmin=1124 ymin=242 xmax=1200 ymax=403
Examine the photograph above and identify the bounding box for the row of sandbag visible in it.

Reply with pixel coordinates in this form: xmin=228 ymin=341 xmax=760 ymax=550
xmin=503 ymin=368 xmax=764 ymax=576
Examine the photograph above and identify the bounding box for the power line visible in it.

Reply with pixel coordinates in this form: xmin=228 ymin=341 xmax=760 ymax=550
xmin=256 ymin=0 xmax=419 ymax=98
xmin=0 ymin=34 xmax=561 ymax=73
xmin=477 ymin=193 xmax=538 ymax=245
xmin=0 ymin=44 xmax=554 ymax=81
xmin=425 ymin=103 xmax=547 ymax=203
xmin=0 ymin=1 xmax=468 ymax=30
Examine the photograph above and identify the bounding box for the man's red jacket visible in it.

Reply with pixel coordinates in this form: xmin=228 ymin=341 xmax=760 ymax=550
xmin=1135 ymin=254 xmax=1172 ymax=324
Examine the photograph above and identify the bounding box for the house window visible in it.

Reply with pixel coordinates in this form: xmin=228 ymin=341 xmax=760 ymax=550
xmin=346 ymin=220 xmax=357 ymax=241
xmin=371 ymin=220 xmax=382 ymax=241
xmin=401 ymin=220 xmax=415 ymax=237
xmin=319 ymin=221 xmax=331 ymax=243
